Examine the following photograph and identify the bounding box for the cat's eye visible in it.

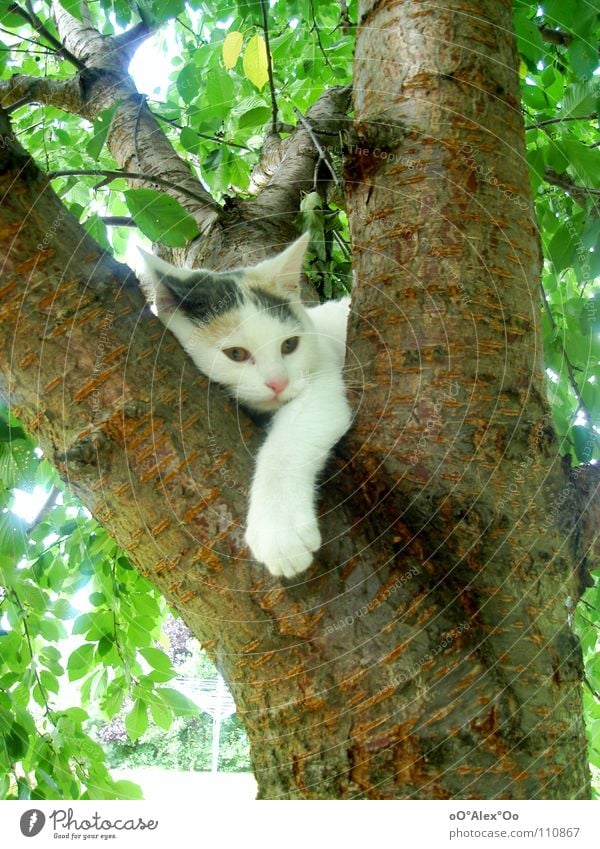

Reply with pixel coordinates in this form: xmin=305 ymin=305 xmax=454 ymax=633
xmin=281 ymin=336 xmax=299 ymax=355
xmin=223 ymin=346 xmax=251 ymax=362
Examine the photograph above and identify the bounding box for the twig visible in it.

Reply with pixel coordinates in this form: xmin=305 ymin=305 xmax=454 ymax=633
xmin=101 ymin=216 xmax=136 ymax=227
xmin=110 ymin=557 xmax=130 ymax=682
xmin=338 ymin=0 xmax=351 ymax=33
xmin=540 ymin=280 xmax=593 ymax=426
xmin=46 ymin=168 xmax=221 ymax=207
xmin=10 ymin=588 xmax=55 ymax=719
xmin=310 ymin=0 xmax=333 ymax=69
xmin=15 ymin=121 xmax=44 ymax=135
xmin=5 ymin=96 xmax=35 ymax=114
xmin=526 ymin=113 xmax=598 ymax=130
xmin=152 ymin=109 xmax=252 ymax=150
xmin=0 ymin=24 xmax=50 ymax=47
xmin=545 ymin=167 xmax=600 ymax=198
xmin=294 ymin=107 xmax=340 ymax=187
xmin=8 ymin=2 xmax=86 ymax=69
xmin=175 ymin=16 xmax=203 ymax=44
xmin=27 ymin=485 xmax=61 ymax=537
xmin=259 ymin=0 xmax=279 ymax=134
xmin=0 ymin=47 xmax=55 ymax=55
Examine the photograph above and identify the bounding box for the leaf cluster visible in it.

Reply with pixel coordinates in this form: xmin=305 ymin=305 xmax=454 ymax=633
xmin=0 ymin=403 xmax=200 ymax=800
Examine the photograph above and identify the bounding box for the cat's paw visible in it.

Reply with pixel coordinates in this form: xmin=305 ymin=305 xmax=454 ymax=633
xmin=245 ymin=502 xmax=321 ymax=579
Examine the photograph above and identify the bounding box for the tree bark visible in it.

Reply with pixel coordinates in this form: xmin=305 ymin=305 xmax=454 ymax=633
xmin=0 ymin=0 xmax=598 ymax=799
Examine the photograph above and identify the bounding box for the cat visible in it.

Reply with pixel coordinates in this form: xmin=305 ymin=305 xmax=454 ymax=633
xmin=138 ymin=233 xmax=351 ymax=578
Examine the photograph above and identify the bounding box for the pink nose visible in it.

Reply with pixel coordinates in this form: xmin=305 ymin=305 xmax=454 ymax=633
xmin=265 ymin=378 xmax=289 ymax=395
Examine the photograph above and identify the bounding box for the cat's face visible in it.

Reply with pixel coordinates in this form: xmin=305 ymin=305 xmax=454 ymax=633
xmin=139 ymin=234 xmax=319 ymax=412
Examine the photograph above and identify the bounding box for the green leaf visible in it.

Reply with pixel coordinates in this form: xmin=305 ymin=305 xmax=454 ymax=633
xmin=222 ymin=31 xmax=244 ymax=69
xmin=568 ymin=39 xmax=599 ymax=80
xmin=155 ymin=687 xmax=199 ymax=717
xmin=561 ymin=82 xmax=599 ymax=118
xmin=125 ymin=698 xmax=148 ymax=742
xmin=514 ymin=10 xmax=546 ymax=67
xmin=180 ymin=126 xmax=202 ymax=156
xmin=521 ymin=83 xmax=547 ymax=111
xmin=0 ymin=441 xmax=38 ymax=490
xmin=60 ymin=0 xmax=83 ymax=21
xmin=111 ymin=779 xmax=144 ymax=800
xmin=139 ymin=647 xmax=173 ymax=673
xmin=17 ymin=778 xmax=31 ymax=800
xmin=0 ymin=421 xmax=26 ymax=442
xmin=83 ymin=214 xmax=110 ymax=252
xmin=6 ymin=721 xmax=29 ymax=760
xmin=72 ymin=613 xmax=93 ymax=636
xmin=52 ymin=598 xmax=75 ymax=621
xmin=546 ymin=225 xmax=576 ymax=274
xmin=176 ymin=63 xmax=204 ymax=104
xmin=0 ymin=512 xmax=28 ymax=562
xmin=243 ymin=33 xmax=269 ymax=90
xmin=67 ymin=644 xmax=95 ymax=681
xmin=149 ymin=699 xmax=173 ymax=730
xmin=101 ymin=682 xmax=126 ymax=719
xmin=124 ymin=189 xmax=200 ymax=247
xmin=238 ymin=105 xmax=271 ymax=130
xmin=37 ymin=617 xmax=63 ymax=642
xmin=88 ymin=592 xmax=105 ymax=606
xmin=39 ymin=670 xmax=59 ymax=695
xmin=571 ymin=425 xmax=595 ymax=464
xmin=150 ymin=0 xmax=185 ymax=21
xmin=86 ymin=103 xmax=119 ymax=160
xmin=542 ymin=0 xmax=575 ymax=30
xmin=205 ymin=69 xmax=235 ymax=120
xmin=563 ymin=140 xmax=600 ymax=189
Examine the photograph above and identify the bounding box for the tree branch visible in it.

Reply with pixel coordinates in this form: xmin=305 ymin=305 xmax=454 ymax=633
xmin=112 ymin=20 xmax=155 ymax=63
xmin=540 ymin=280 xmax=594 ymax=426
xmin=46 ymin=168 xmax=220 ymax=208
xmin=310 ymin=0 xmax=333 ymax=69
xmin=0 ymin=73 xmax=84 ymax=115
xmin=152 ymin=109 xmax=252 ymax=151
xmin=259 ymin=0 xmax=279 ymax=134
xmin=8 ymin=1 xmax=86 ymax=69
xmin=101 ymin=216 xmax=136 ymax=227
xmin=27 ymin=485 xmax=61 ymax=536
xmin=294 ymin=106 xmax=340 ymax=187
xmin=545 ymin=167 xmax=600 ymax=209
xmin=251 ymin=85 xmax=351 ymax=217
xmin=526 ymin=113 xmax=598 ymax=130
xmin=338 ymin=0 xmax=352 ymax=33
xmin=31 ymin=3 xmax=222 ymax=233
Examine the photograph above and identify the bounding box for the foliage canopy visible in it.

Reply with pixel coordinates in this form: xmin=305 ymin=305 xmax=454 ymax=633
xmin=0 ymin=0 xmax=598 ymax=799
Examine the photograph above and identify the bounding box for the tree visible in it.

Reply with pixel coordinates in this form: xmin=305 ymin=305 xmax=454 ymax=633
xmin=0 ymin=0 xmax=599 ymax=799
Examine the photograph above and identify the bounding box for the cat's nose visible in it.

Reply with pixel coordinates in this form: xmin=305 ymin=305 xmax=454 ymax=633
xmin=265 ymin=377 xmax=289 ymax=395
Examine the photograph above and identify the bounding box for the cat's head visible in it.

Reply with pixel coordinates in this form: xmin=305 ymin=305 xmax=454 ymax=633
xmin=138 ymin=233 xmax=320 ymax=412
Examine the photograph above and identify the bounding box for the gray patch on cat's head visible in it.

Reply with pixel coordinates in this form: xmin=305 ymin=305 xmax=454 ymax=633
xmin=246 ymin=288 xmax=301 ymax=326
xmin=162 ymin=271 xmax=244 ymax=324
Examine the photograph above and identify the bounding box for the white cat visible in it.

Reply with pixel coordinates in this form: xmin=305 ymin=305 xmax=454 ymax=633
xmin=138 ymin=233 xmax=351 ymax=578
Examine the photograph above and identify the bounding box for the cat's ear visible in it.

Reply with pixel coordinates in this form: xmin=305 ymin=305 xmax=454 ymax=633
xmin=249 ymin=232 xmax=310 ymax=299
xmin=137 ymin=248 xmax=236 ymax=319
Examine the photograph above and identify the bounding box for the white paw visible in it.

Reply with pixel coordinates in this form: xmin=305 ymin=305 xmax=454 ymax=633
xmin=245 ymin=498 xmax=321 ymax=579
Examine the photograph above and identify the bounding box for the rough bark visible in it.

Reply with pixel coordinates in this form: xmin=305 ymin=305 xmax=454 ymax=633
xmin=0 ymin=0 xmax=598 ymax=800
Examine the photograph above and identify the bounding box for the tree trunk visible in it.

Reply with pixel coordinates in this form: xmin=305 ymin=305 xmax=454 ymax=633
xmin=0 ymin=0 xmax=598 ymax=799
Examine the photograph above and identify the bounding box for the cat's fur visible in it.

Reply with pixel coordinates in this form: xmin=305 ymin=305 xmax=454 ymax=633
xmin=138 ymin=233 xmax=351 ymax=578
